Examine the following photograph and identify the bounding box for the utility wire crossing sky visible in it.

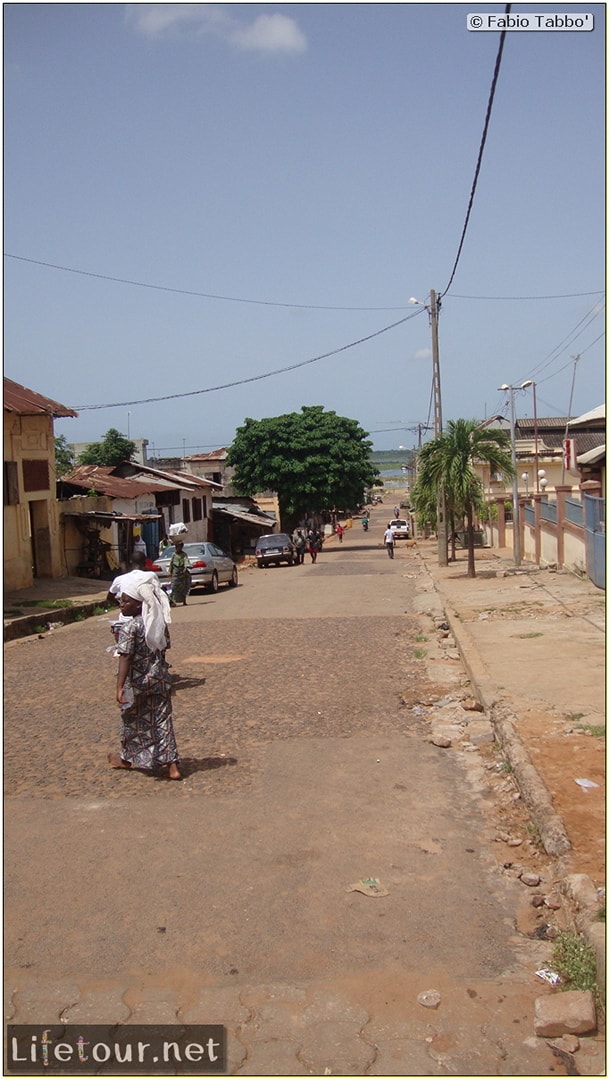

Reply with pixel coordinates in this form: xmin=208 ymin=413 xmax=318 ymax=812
xmin=4 ymin=2 xmax=605 ymax=452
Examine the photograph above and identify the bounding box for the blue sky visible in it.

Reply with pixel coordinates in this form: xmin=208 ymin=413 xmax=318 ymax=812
xmin=4 ymin=2 xmax=605 ymax=455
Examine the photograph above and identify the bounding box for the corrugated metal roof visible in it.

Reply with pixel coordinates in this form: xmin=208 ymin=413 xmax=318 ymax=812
xmin=59 ymin=466 xmax=170 ymax=499
xmin=61 ymin=510 xmax=161 ymax=523
xmin=578 ymin=444 xmax=605 ymax=465
xmin=185 ymin=448 xmax=228 ymax=461
xmin=123 ymin=463 xmax=221 ymax=489
xmin=4 ymin=376 xmax=77 ymax=418
xmin=569 ymin=405 xmax=605 ymax=427
xmin=515 ymin=417 xmax=570 ymax=433
xmin=213 ymin=503 xmax=276 ymax=529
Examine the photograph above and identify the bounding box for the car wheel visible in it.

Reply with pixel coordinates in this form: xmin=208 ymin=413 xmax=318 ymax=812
xmin=229 ymin=567 xmax=238 ymax=587
xmin=207 ymin=571 xmax=219 ymax=593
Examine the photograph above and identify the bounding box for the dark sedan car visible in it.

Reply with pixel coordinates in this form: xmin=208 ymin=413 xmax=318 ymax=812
xmin=255 ymin=533 xmax=297 ymax=568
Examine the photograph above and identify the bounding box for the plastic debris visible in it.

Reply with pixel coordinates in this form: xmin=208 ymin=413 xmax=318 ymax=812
xmin=575 ymin=778 xmax=599 ymax=791
xmin=535 ymin=968 xmax=562 ymax=986
xmin=347 ymin=877 xmax=389 ymax=897
xmin=417 ymin=989 xmax=441 ymax=1009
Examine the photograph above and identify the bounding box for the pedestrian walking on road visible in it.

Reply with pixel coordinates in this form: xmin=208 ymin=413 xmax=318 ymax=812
xmin=107 ymin=552 xmax=156 ymax=606
xmin=293 ymin=529 xmax=307 ymax=564
xmin=106 ymin=553 xmax=158 ymax=646
xmin=383 ymin=525 xmax=395 ymax=559
xmin=336 ymin=523 xmax=344 ymax=543
xmin=168 ymin=540 xmax=190 ymax=606
xmin=108 ymin=577 xmax=181 ymax=780
xmin=308 ymin=528 xmax=322 ymax=563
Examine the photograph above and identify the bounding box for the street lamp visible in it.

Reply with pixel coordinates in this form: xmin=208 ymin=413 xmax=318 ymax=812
xmin=499 ymin=380 xmax=532 ymax=567
xmin=410 ymin=292 xmax=447 ymax=566
xmin=521 ymin=472 xmax=529 ymax=494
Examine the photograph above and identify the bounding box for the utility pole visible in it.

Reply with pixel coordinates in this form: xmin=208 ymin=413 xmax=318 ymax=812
xmin=499 ymin=379 xmax=532 ymax=568
xmin=430 ymin=290 xmax=448 ymax=567
xmin=561 ymin=355 xmax=580 ymax=485
xmin=507 ymin=385 xmax=521 ymax=567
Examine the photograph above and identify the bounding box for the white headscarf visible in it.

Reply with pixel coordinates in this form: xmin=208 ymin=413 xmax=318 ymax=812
xmin=122 ymin=577 xmax=172 ymax=652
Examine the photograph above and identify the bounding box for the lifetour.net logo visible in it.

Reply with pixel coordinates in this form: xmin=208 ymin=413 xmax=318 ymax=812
xmin=6 ymin=1026 xmax=227 ymax=1075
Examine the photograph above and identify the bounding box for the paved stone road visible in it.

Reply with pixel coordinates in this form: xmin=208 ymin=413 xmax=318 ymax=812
xmin=4 ymin=529 xmax=604 ymax=1074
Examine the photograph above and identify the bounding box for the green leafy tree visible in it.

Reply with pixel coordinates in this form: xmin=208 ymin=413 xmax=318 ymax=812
xmin=77 ymin=428 xmax=137 ymax=467
xmin=411 ymin=419 xmax=513 ymax=578
xmin=54 ymin=434 xmax=75 ymax=477
xmin=227 ymin=406 xmax=379 ymax=531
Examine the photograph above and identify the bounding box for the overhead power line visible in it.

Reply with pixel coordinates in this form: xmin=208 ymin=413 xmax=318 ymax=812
xmin=441 ymin=4 xmax=511 ymax=297
xmin=6 ymin=254 xmax=600 ymax=311
xmin=447 ymin=290 xmax=604 ymax=301
xmin=73 ymin=308 xmax=425 ymax=411
xmin=4 ymin=253 xmax=409 ymax=313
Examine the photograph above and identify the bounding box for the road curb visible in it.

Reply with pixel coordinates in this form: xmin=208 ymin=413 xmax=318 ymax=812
xmin=3 ymin=600 xmax=109 ymax=643
xmin=424 ymin=575 xmax=572 ymax=859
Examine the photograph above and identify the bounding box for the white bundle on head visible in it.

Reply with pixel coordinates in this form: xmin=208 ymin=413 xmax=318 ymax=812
xmin=123 ymin=577 xmax=172 ymax=651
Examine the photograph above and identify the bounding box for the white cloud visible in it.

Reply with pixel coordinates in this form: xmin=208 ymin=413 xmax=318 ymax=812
xmin=125 ymin=4 xmax=307 ymax=54
xmin=229 ymin=13 xmax=307 ymax=54
xmin=414 ymin=348 xmax=432 ymax=362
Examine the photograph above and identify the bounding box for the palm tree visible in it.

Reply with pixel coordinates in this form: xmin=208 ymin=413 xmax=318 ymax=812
xmin=412 ymin=419 xmax=514 ymax=578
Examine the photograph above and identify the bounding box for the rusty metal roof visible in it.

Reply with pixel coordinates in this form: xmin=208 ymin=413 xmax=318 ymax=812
xmin=4 ymin=377 xmax=77 ymax=418
xmin=61 ymin=510 xmax=161 ymax=523
xmin=59 ymin=466 xmax=170 ymax=499
xmin=184 ymin=447 xmax=228 ymax=462
xmin=118 ymin=463 xmax=221 ymax=489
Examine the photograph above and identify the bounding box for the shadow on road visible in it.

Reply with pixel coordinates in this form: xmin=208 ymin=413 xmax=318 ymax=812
xmin=171 ymin=675 xmax=208 ymax=692
xmin=179 ymin=755 xmax=238 ymax=777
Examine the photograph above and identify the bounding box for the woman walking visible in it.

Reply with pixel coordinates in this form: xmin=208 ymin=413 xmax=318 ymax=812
xmin=168 ymin=540 xmax=190 ymax=606
xmin=108 ymin=577 xmax=181 ymax=780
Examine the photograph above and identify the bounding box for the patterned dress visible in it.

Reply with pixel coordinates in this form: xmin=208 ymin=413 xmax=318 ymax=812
xmin=169 ymin=551 xmax=191 ymax=604
xmin=116 ymin=615 xmax=179 ymax=770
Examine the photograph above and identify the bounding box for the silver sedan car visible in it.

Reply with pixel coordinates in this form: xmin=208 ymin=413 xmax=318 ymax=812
xmin=152 ymin=542 xmax=238 ymax=594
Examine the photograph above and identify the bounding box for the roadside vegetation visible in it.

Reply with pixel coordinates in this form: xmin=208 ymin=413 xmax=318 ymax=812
xmin=552 ymin=931 xmax=602 ymax=1006
xmin=410 ymin=418 xmax=514 ymax=577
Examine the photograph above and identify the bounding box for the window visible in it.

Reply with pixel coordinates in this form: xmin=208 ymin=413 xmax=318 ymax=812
xmin=192 ymin=497 xmax=202 ymax=522
xmin=23 ymin=459 xmax=50 ymax=493
xmin=4 ymin=461 xmax=19 ymax=505
xmin=182 ymin=498 xmax=191 ymax=523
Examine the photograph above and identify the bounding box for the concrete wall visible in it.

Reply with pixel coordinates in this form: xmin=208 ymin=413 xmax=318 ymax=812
xmin=488 ymin=490 xmax=591 ymax=579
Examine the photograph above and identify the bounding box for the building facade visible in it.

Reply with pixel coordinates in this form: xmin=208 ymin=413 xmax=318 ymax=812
xmin=4 ymin=377 xmax=77 ymax=589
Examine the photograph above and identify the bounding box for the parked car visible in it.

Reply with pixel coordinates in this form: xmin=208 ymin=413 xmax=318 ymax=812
xmin=388 ymin=519 xmax=410 ymax=540
xmin=255 ymin=533 xmax=297 ymax=568
xmin=151 ymin=542 xmax=238 ymax=594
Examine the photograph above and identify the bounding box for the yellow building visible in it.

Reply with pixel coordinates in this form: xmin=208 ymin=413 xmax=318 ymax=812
xmin=4 ymin=377 xmax=77 ymax=589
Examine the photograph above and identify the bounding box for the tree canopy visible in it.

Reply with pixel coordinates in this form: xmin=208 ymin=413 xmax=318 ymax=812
xmin=77 ymin=428 xmax=137 ymax=467
xmin=411 ymin=419 xmax=513 ymax=577
xmin=54 ymin=435 xmax=75 ymax=477
xmin=227 ymin=406 xmax=379 ymax=529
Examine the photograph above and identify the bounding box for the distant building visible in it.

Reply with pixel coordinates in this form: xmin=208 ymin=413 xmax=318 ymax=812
xmin=69 ymin=437 xmax=149 ymax=465
xmin=182 ymin=448 xmax=235 ymax=492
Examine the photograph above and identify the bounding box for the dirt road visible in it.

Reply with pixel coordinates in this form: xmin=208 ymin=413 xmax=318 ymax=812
xmin=4 ymin=522 xmax=602 ymax=1074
